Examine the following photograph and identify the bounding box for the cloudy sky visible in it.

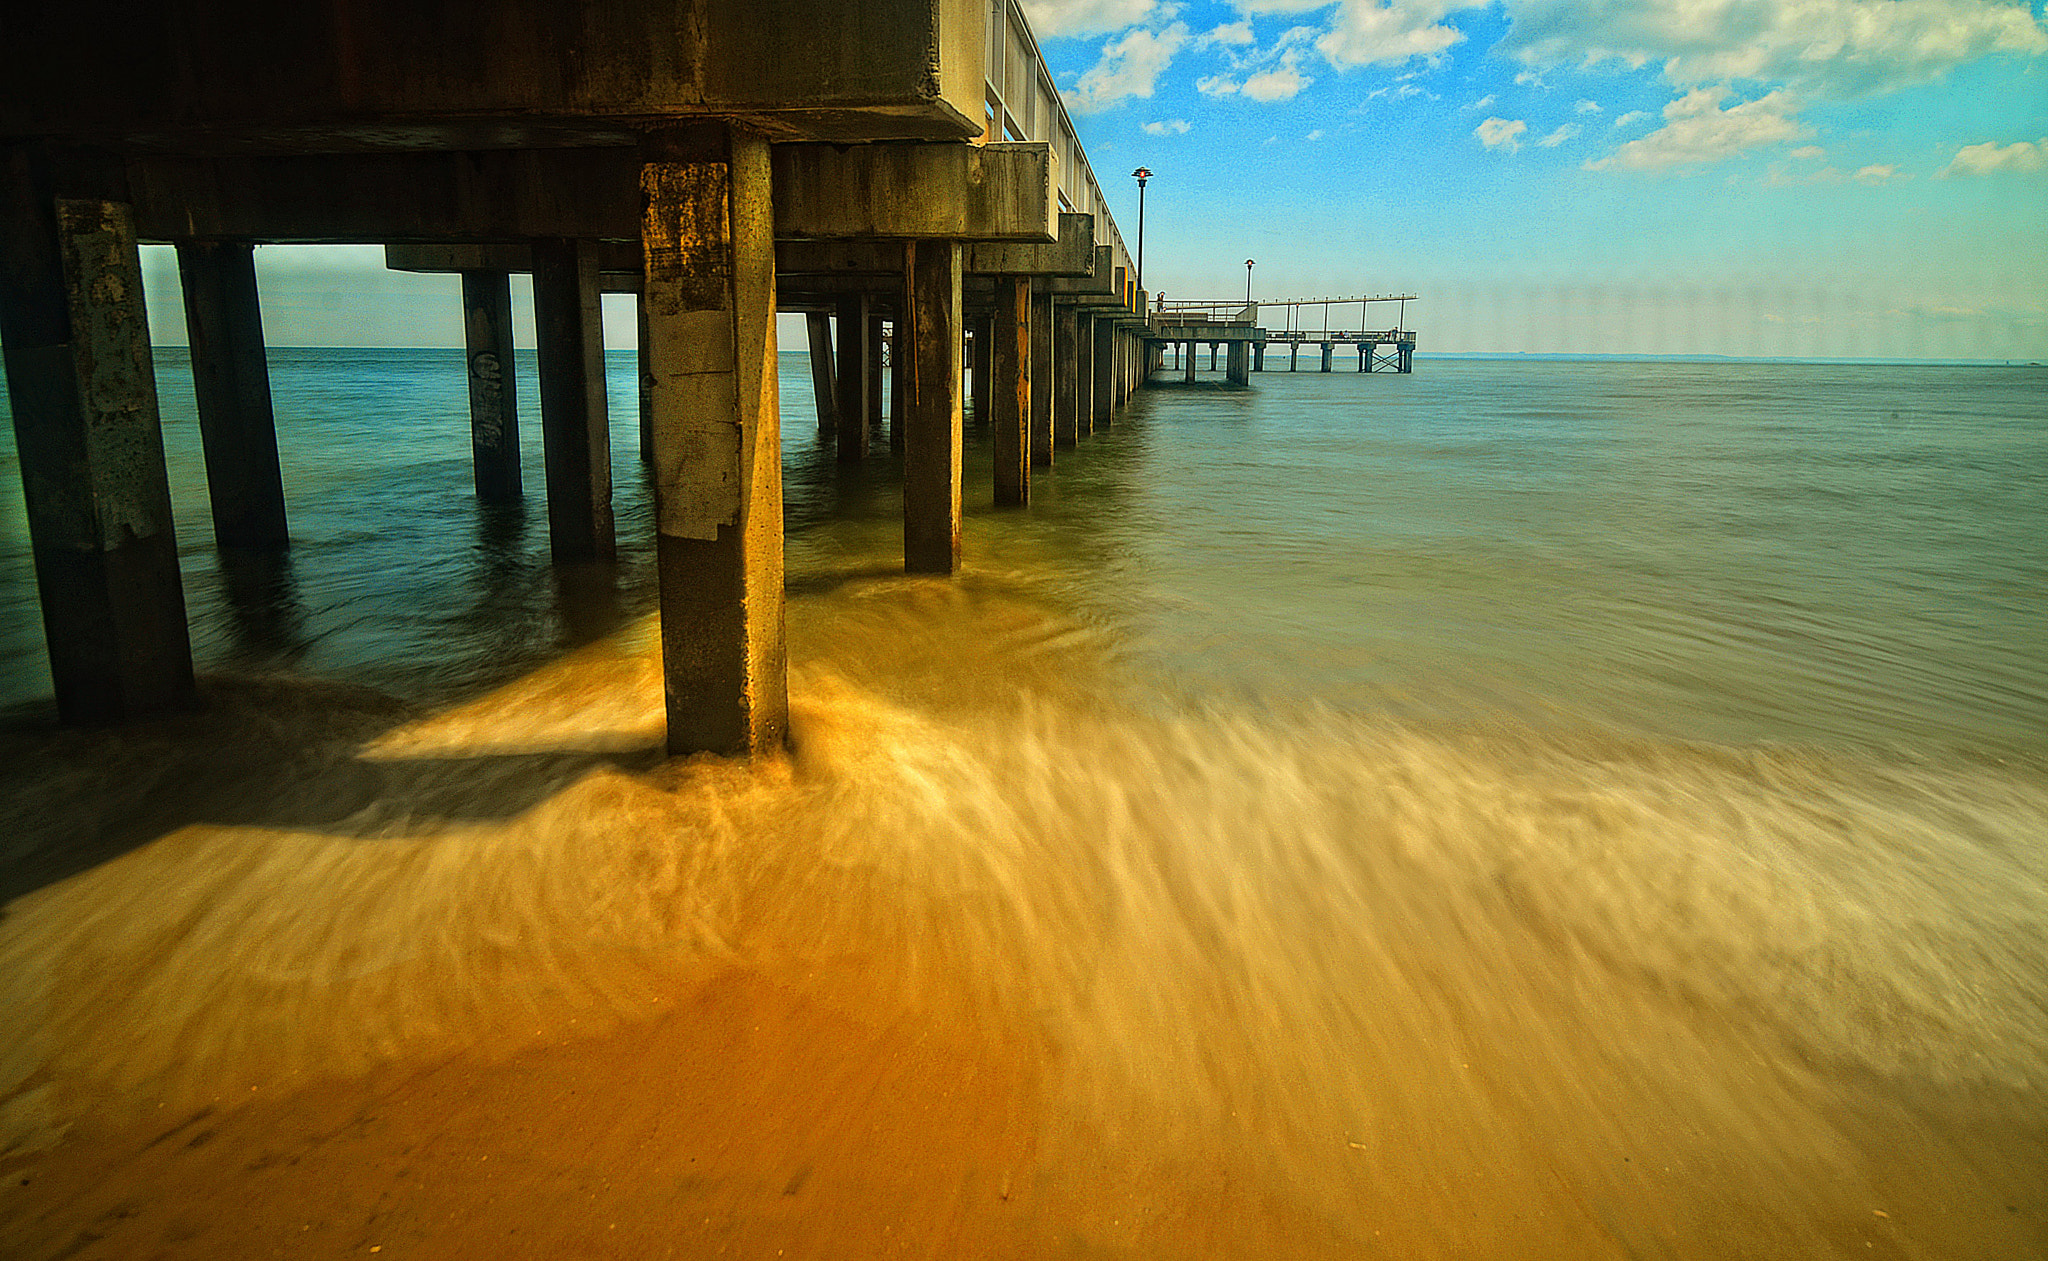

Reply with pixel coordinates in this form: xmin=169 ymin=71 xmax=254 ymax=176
xmin=131 ymin=0 xmax=2045 ymax=359
xmin=1021 ymin=0 xmax=2047 ymax=358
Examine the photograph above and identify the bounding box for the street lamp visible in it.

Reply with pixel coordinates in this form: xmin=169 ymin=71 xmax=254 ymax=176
xmin=1245 ymin=258 xmax=1255 ymax=309
xmin=1131 ymin=167 xmax=1153 ymax=292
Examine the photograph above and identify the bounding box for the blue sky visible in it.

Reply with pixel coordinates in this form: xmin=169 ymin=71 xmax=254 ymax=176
xmin=1024 ymin=0 xmax=2048 ymax=358
xmin=132 ymin=0 xmax=2047 ymax=359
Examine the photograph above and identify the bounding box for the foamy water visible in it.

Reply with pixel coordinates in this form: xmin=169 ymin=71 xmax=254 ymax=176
xmin=1 ymin=354 xmax=2044 ymax=1256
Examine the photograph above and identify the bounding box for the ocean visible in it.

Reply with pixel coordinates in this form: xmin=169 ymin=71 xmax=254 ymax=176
xmin=1 ymin=349 xmax=2044 ymax=1258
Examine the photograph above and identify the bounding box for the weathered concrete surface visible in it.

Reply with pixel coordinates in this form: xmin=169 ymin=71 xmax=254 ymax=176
xmin=1091 ymin=316 xmax=1114 ymax=427
xmin=131 ymin=143 xmax=1054 ymax=244
xmin=903 ymin=241 xmax=962 ymax=574
xmin=533 ymin=238 xmax=614 ymax=562
xmin=176 ymin=240 xmax=291 ymax=547
xmin=992 ymin=277 xmax=1029 ymax=506
xmin=461 ymin=270 xmax=522 ymax=502
xmin=1030 ymin=284 xmax=1054 ymax=468
xmin=0 ymin=0 xmax=987 ymax=148
xmin=1055 ymin=306 xmax=1080 ymax=447
xmin=642 ymin=126 xmax=787 ymax=756
xmin=772 ymin=143 xmax=1056 ymax=242
xmin=970 ymin=315 xmax=993 ymax=428
xmin=0 ymin=165 xmax=194 ymax=722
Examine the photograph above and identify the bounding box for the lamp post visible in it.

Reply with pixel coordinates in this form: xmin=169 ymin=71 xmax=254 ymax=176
xmin=1245 ymin=259 xmax=1255 ymax=309
xmin=1131 ymin=167 xmax=1153 ymax=292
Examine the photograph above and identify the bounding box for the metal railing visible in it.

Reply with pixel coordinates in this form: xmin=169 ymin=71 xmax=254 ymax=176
xmin=984 ymin=0 xmax=1133 ymax=306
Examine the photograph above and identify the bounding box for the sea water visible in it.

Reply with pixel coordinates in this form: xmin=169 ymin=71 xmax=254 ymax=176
xmin=1 ymin=350 xmax=2043 ymax=1257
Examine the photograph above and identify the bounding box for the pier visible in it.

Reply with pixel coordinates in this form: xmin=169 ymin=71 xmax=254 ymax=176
xmin=1 ymin=0 xmax=1158 ymax=756
xmin=1155 ymin=296 xmax=1419 ymax=376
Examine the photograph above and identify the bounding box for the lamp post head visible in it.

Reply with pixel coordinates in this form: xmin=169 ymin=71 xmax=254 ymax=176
xmin=1132 ymin=166 xmax=1153 ymax=187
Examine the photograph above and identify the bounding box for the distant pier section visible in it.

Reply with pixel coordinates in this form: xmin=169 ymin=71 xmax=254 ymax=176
xmin=1149 ymin=296 xmax=1418 ymax=379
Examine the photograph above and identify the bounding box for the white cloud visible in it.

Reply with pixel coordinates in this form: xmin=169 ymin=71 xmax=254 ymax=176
xmin=1069 ymin=21 xmax=1192 ymax=110
xmin=1941 ymin=137 xmax=2047 ymax=176
xmin=1575 ymin=98 xmax=1602 ymax=114
xmin=1584 ymin=86 xmax=1810 ymax=171
xmin=1515 ymin=69 xmax=1547 ymax=87
xmin=1468 ymin=94 xmax=1496 ymax=110
xmin=1143 ymin=118 xmax=1194 ymax=134
xmin=1317 ymin=0 xmax=1466 ymax=69
xmin=1855 ymin=163 xmax=1908 ymax=184
xmin=1613 ymin=110 xmax=1649 ymax=127
xmin=1196 ymin=20 xmax=1257 ymax=48
xmin=1197 ymin=73 xmax=1240 ymax=96
xmin=1537 ymin=122 xmax=1581 ymax=147
xmin=1499 ymin=0 xmax=2048 ymax=99
xmin=1475 ymin=116 xmax=1529 ymax=151
xmin=1243 ymin=62 xmax=1315 ymax=99
xmin=1019 ymin=0 xmax=1166 ymax=39
xmin=1790 ymin=145 xmax=1827 ymax=159
xmin=1306 ymin=128 xmax=1326 ymax=140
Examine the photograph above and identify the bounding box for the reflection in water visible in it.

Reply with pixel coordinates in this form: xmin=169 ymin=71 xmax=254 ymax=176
xmin=214 ymin=546 xmax=308 ymax=663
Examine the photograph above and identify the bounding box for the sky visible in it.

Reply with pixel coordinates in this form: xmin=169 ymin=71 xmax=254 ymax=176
xmin=1024 ymin=0 xmax=2048 ymax=358
xmin=133 ymin=0 xmax=2048 ymax=360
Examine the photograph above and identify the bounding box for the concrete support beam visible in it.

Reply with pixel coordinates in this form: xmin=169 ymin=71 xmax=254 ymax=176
xmin=642 ymin=126 xmax=787 ymax=757
xmin=903 ymin=241 xmax=963 ymax=573
xmin=1054 ymin=305 xmax=1080 ymax=448
xmin=1253 ymin=341 xmax=1265 ymax=372
xmin=459 ymin=269 xmax=522 ymax=501
xmin=0 ymin=159 xmax=194 ymax=722
xmin=771 ymin=142 xmax=1056 ymax=242
xmin=1227 ymin=339 xmax=1249 ymax=385
xmin=1091 ymin=316 xmax=1114 ymax=427
xmin=992 ymin=276 xmax=1029 ymax=506
xmin=833 ymin=292 xmax=870 ymax=462
xmin=129 ymin=143 xmax=1054 ymax=245
xmin=176 ymin=240 xmax=291 ymax=546
xmin=805 ymin=311 xmax=836 ymax=434
xmin=1321 ymin=342 xmax=1334 ymax=373
xmin=1184 ymin=340 xmax=1195 ymax=383
xmin=636 ymin=296 xmax=654 ymax=464
xmin=533 ymin=237 xmax=613 ymax=562
xmin=1030 ymin=284 xmax=1054 ymax=468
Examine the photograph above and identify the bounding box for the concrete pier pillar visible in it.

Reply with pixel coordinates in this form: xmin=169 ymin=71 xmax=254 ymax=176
xmin=641 ymin=124 xmax=786 ymax=756
xmin=1320 ymin=342 xmax=1334 ymax=373
xmin=1091 ymin=316 xmax=1114 ymax=428
xmin=834 ymin=292 xmax=870 ymax=463
xmin=1183 ymin=338 xmax=1195 ymax=383
xmin=805 ymin=311 xmax=835 ymax=435
xmin=1209 ymin=343 xmax=1218 ymax=371
xmin=533 ymin=237 xmax=614 ymax=562
xmin=1072 ymin=312 xmax=1093 ymax=438
xmin=992 ymin=276 xmax=1029 ymax=506
xmin=177 ymin=240 xmax=292 ymax=544
xmin=458 ymin=268 xmax=523 ymax=500
xmin=1290 ymin=344 xmax=1298 ymax=372
xmin=1226 ymin=339 xmax=1248 ymax=385
xmin=1029 ymin=284 xmax=1054 ymax=468
xmin=1359 ymin=344 xmax=1368 ymax=371
xmin=0 ymin=157 xmax=195 ymax=722
xmin=904 ymin=240 xmax=964 ymax=573
xmin=1053 ymin=304 xmax=1079 ymax=448
xmin=1253 ymin=342 xmax=1265 ymax=372
xmin=1399 ymin=340 xmax=1415 ymax=373
xmin=970 ymin=314 xmax=993 ymax=429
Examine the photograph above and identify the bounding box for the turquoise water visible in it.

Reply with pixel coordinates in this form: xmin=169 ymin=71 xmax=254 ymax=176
xmin=2 ymin=350 xmax=2045 ymax=1256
